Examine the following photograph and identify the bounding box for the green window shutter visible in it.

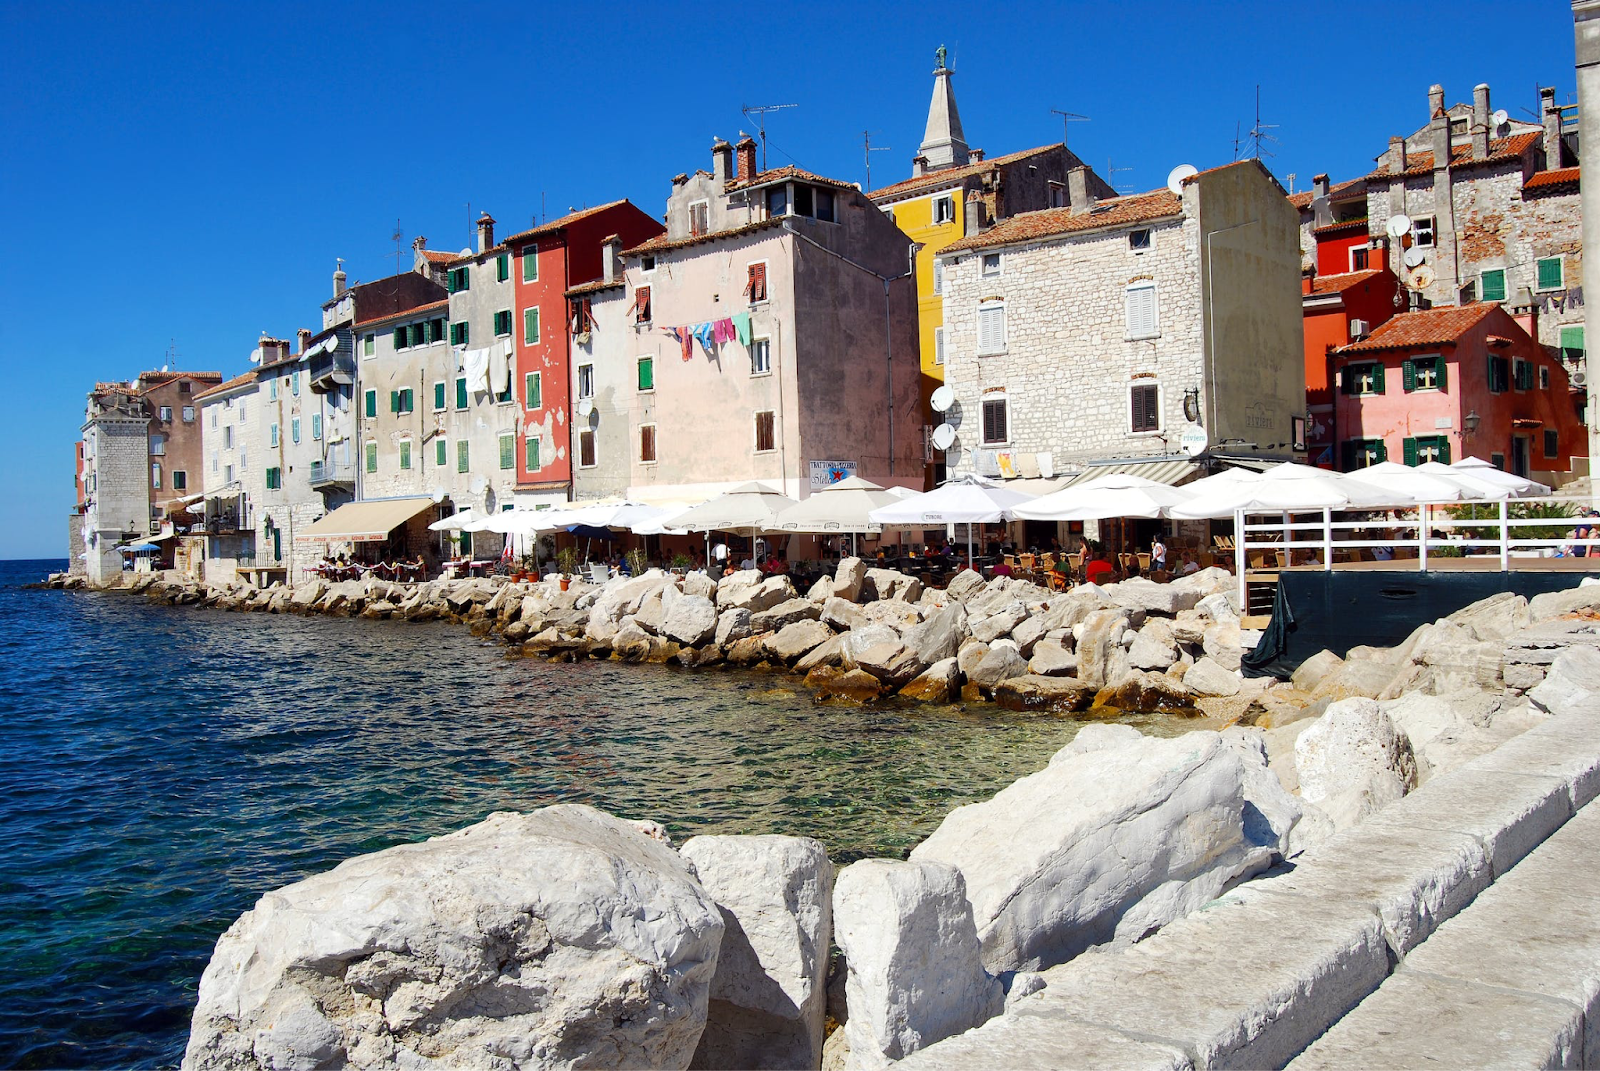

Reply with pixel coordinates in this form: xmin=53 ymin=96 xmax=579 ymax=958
xmin=1402 ymin=359 xmax=1416 ymax=392
xmin=429 ymin=318 xmax=444 ymax=343
xmin=1373 ymin=439 xmax=1388 ymax=464
xmin=1487 ymin=355 xmax=1499 ymax=392
xmin=526 ymin=437 xmax=540 ymax=471
xmin=638 ymin=357 xmax=653 ymax=391
xmin=522 ymin=248 xmax=537 ymax=282
xmin=456 ymin=377 xmax=467 ymax=409
xmin=500 ymin=436 xmax=514 ymax=469
xmin=445 ymin=271 xmax=454 ymax=294
xmin=525 ymin=372 xmax=540 ymax=408
xmin=365 ymin=442 xmax=377 ymax=473
xmin=497 ymin=254 xmax=509 ymax=282
xmin=461 ymin=266 xmax=469 ymax=291
xmin=1372 ymin=363 xmax=1385 ymax=394
xmin=1437 ymin=436 xmax=1452 ymax=464
xmin=365 ymin=390 xmax=376 ymax=418
xmin=311 ymin=414 xmax=322 ymax=439
xmin=524 ymin=307 xmax=539 ymax=344
xmin=434 ymin=382 xmax=446 ymax=410
xmin=400 ymin=441 xmax=411 ymax=469
xmin=390 ymin=390 xmax=400 ymax=413
xmin=1481 ymin=269 xmax=1506 ymax=302
xmin=460 ymin=530 xmax=471 ymax=556
xmin=436 ymin=438 xmax=447 ymax=466
xmin=1537 ymin=257 xmax=1563 ymax=291
xmin=1435 ymin=355 xmax=1447 ymax=391
xmin=457 ymin=440 xmax=469 ymax=473
xmin=1561 ymin=325 xmax=1586 ymax=358
xmin=1402 ymin=437 xmax=1418 ymax=466
xmin=394 ymin=326 xmax=406 ymax=348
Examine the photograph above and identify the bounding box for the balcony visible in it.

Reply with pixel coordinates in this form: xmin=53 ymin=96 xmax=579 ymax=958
xmin=309 ymin=460 xmax=355 ymax=489
xmin=308 ymin=350 xmax=355 ymax=393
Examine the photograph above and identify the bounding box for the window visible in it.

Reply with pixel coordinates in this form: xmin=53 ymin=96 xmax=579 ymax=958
xmin=751 ymin=337 xmax=771 ymax=375
xmin=450 ymin=321 xmax=469 ymax=346
xmin=933 ymin=326 xmax=945 ymax=366
xmin=311 ymin=414 xmax=322 ymax=440
xmin=578 ymin=364 xmax=595 ymax=399
xmin=1349 ymin=246 xmax=1370 ymax=271
xmin=1402 ymin=435 xmax=1450 ymax=465
xmin=182 ymin=406 xmax=194 ymax=422
xmin=172 ymin=470 xmax=187 ymax=491
xmin=637 ymin=356 xmax=654 ymax=392
xmin=150 ymin=433 xmax=166 ymax=456
xmin=570 ymin=297 xmax=594 ymax=335
xmin=1480 ymin=268 xmax=1507 ymax=303
xmin=933 ymin=259 xmax=944 ymax=295
xmin=523 ymin=306 xmax=540 ymax=344
xmin=579 ymin=429 xmax=596 ymax=467
xmin=151 ymin=463 xmax=162 ymax=489
xmin=1130 ymin=382 xmax=1161 ymax=433
xmin=1341 ymin=438 xmax=1387 ymax=468
xmin=224 ymin=463 xmax=234 ymax=483
xmin=212 ymin=454 xmax=218 ymax=472
xmin=238 ymin=401 xmax=247 ymax=423
xmin=223 ymin=426 xmax=233 ymax=448
xmin=524 ymin=372 xmax=542 ymax=409
xmin=1341 ymin=362 xmax=1386 ymax=395
xmin=496 ymin=253 xmax=509 ymax=282
xmin=1540 ymin=366 xmax=1551 ymax=390
xmin=1491 ymin=451 xmax=1507 ymax=470
xmin=158 ymin=405 xmax=172 ymax=422
xmin=1403 ymin=354 xmax=1445 ymax=392
xmin=498 ymin=433 xmax=514 ymax=470
xmin=391 ymin=388 xmax=414 ymax=414
xmin=210 ymin=408 xmax=217 ymax=428
xmin=981 ymin=253 xmax=1002 ymax=277
xmin=455 ymin=377 xmax=468 ymax=410
xmin=1125 ymin=282 xmax=1158 ymax=339
xmin=1130 ymin=229 xmax=1152 ymax=252
xmin=688 ymin=199 xmax=710 ymax=236
xmin=394 ymin=326 xmax=407 ymax=350
xmin=447 ymin=266 xmax=470 ymax=293
xmin=399 ymin=439 xmax=412 ymax=470
xmin=794 ymin=185 xmax=813 ymax=217
xmin=766 ymin=186 xmax=790 ymax=217
xmin=265 ymin=466 xmax=282 ymax=490
xmin=1514 ymin=359 xmax=1535 ymax=391
xmin=1048 ymin=181 xmax=1066 ymax=208
xmin=269 ymin=378 xmax=279 ymax=401
xmin=1537 ymin=257 xmax=1565 ymax=292
xmin=494 ymin=310 xmax=512 ymax=337
xmin=1545 ymin=429 xmax=1560 ymax=459
xmin=980 ymin=394 xmax=1008 ymax=445
xmin=977 ymin=300 xmax=1006 ymax=355
xmin=933 ymin=194 xmax=954 ymax=224
xmin=178 ymin=380 xmax=192 ymax=395
xmin=640 ymin=424 xmax=657 ymax=463
xmin=634 ymin=286 xmax=652 ymax=324
xmin=815 ymin=188 xmax=835 ymax=223
xmin=521 ymin=245 xmax=538 ymax=282
xmin=428 ymin=318 xmax=445 ymax=343
xmin=362 ymin=333 xmax=376 ymax=357
xmin=1487 ymin=355 xmax=1510 ymax=394
xmin=290 ymin=372 xmax=299 ymax=397
xmin=1412 ymin=216 xmax=1436 ymax=248
xmin=525 ymin=436 xmax=540 ymax=471
xmin=641 ymin=255 xmax=657 ymax=273
xmin=433 ymin=381 xmax=446 ymax=411
xmin=365 ymin=441 xmax=377 ymax=473
xmin=457 ymin=440 xmax=469 ymax=473
xmin=270 ymin=423 xmax=280 ymax=448
xmin=746 ymin=262 xmax=768 ymax=303
xmin=755 ymin=410 xmax=777 ymax=452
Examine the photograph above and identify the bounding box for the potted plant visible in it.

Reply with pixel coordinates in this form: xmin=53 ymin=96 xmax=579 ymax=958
xmin=625 ymin=547 xmax=649 ymax=576
xmin=555 ymin=546 xmax=580 ymax=590
xmin=669 ymin=552 xmax=692 ymax=575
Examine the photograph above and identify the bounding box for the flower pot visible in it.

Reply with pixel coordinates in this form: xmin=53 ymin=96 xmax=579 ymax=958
xmin=559 ymin=577 xmax=571 ymax=591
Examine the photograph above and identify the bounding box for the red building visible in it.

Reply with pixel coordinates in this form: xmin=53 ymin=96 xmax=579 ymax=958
xmin=1330 ymin=303 xmax=1586 ymax=482
xmin=1301 ymin=268 xmax=1401 ymax=467
xmin=501 ymin=202 xmax=663 ymax=503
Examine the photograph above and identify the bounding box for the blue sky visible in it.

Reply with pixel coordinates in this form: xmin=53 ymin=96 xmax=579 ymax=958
xmin=0 ymin=1 xmax=1579 ymax=559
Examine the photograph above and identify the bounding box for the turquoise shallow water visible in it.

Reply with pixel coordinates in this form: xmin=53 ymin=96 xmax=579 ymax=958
xmin=0 ymin=561 xmax=1180 ymax=1068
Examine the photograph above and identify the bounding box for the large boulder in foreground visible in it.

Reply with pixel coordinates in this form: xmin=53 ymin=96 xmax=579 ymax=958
xmin=910 ymin=731 xmax=1275 ymax=974
xmin=681 ymin=835 xmax=833 ymax=1071
xmin=832 ymin=860 xmax=1002 ymax=1069
xmin=182 ymin=806 xmax=723 ymax=1071
xmin=1294 ymin=698 xmax=1419 ymax=831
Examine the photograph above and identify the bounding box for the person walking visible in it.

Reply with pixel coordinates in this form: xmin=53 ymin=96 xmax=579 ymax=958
xmin=1151 ymin=533 xmax=1168 ymax=573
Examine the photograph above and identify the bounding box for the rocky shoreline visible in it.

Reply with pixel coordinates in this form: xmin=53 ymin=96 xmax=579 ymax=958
xmin=164 ymin=576 xmax=1600 ymax=1071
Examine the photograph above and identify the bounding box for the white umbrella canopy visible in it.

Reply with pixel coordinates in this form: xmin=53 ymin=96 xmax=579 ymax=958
xmin=868 ymin=475 xmax=1036 ymax=526
xmin=427 ymin=507 xmax=478 ymax=532
xmin=1347 ymin=461 xmax=1483 ymax=504
xmin=565 ymin=502 xmax=672 ymax=531
xmin=1169 ymin=463 xmax=1397 ymax=519
xmin=1448 ymin=456 xmax=1552 ymax=496
xmin=769 ymin=476 xmax=908 ymax=533
xmin=659 ymin=482 xmax=799 ymax=533
xmin=1014 ymin=472 xmax=1194 ymax=521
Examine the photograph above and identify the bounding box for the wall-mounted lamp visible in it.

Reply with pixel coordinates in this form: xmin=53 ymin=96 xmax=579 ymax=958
xmin=1181 ymin=388 xmax=1202 ymax=424
xmin=1464 ymin=410 xmax=1481 ymax=435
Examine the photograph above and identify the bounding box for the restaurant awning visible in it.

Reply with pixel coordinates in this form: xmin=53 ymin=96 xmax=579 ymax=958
xmin=1061 ymin=458 xmax=1201 ymax=488
xmin=295 ymin=497 xmax=434 ymax=543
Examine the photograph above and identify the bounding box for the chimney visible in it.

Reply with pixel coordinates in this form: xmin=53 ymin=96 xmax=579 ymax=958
xmin=297 ymin=329 xmax=312 ymax=355
xmin=476 ymin=212 xmax=495 ymax=253
xmin=1067 ymin=165 xmax=1094 ymax=215
xmin=412 ymin=235 xmax=429 ymax=274
xmin=333 ymin=262 xmax=346 ymax=297
xmin=964 ymin=191 xmax=987 ymax=232
xmin=967 ymin=148 xmax=985 ymax=164
xmin=1428 ymin=83 xmax=1446 ymax=118
xmin=1311 ymin=173 xmax=1333 ymax=227
xmin=1471 ymin=83 xmax=1491 ymax=160
xmin=735 ymin=136 xmax=757 ymax=181
xmin=712 ymin=138 xmax=733 ymax=186
xmin=912 ymin=155 xmax=929 ymax=177
xmin=602 ymin=234 xmax=621 ymax=285
xmin=1312 ymin=173 xmax=1330 ymax=199
xmin=1429 ymin=100 xmax=1452 ymax=173
xmin=1388 ymin=135 xmax=1408 ymax=172
xmin=1542 ymin=86 xmax=1562 ymax=168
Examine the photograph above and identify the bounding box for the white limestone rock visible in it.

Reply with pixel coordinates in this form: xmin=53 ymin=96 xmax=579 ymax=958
xmin=715 ymin=607 xmax=754 ymax=647
xmin=1295 ymin=698 xmax=1419 ymax=831
xmin=840 ymin=624 xmax=899 ymax=669
xmin=765 ymin=620 xmax=835 ymax=665
xmin=1184 ymin=656 xmax=1243 ymax=698
xmin=911 ymin=731 xmax=1275 ymax=973
xmin=1103 ymin=576 xmax=1203 ymax=616
xmin=1220 ymin=726 xmax=1316 ymax=856
xmin=956 ymin=640 xmax=990 ymax=680
xmin=1075 ymin=608 xmax=1133 ymax=689
xmin=968 ymin=645 xmax=1028 ymax=691
xmin=942 ymin=568 xmax=987 ymax=603
xmin=854 ymin=641 xmax=924 ymax=687
xmin=681 ymin=835 xmax=833 ymax=1071
xmin=1196 ymin=591 xmax=1239 ymax=622
xmin=750 ymin=598 xmax=822 ymax=634
xmin=864 ymin=568 xmax=921 ymax=603
xmin=1291 ymin=649 xmax=1345 ymax=693
xmin=1203 ymin=620 xmax=1244 ymax=672
xmin=663 ymin=593 xmax=719 ymax=647
xmin=1128 ymin=619 xmax=1179 ymax=671
xmin=1528 ymin=645 xmax=1600 ymax=718
xmin=902 ymin=602 xmax=969 ymax=665
xmin=182 ymin=806 xmax=722 ymax=1071
xmin=832 ymin=860 xmax=1002 ymax=1069
xmin=1027 ymin=640 xmax=1078 ymax=678
xmin=860 ymin=599 xmax=923 ymax=635
xmin=900 ymin=657 xmax=962 ymax=702
xmin=1528 ymin=583 xmax=1600 ymax=623
xmin=970 ymin=600 xmax=1028 ymax=645
xmin=821 ymin=596 xmax=868 ymax=632
xmin=1445 ymin=591 xmax=1530 ymax=642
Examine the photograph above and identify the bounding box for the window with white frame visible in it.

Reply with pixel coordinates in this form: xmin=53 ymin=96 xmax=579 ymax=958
xmin=269 ymin=424 xmax=279 ymax=448
xmin=1537 ymin=256 xmax=1566 ymax=292
xmin=1129 ymin=229 xmax=1152 ymax=252
xmin=981 ymin=253 xmax=1002 ymax=277
xmin=750 ymin=338 xmax=771 ymax=376
xmin=933 ymin=194 xmax=955 ymax=224
xmin=182 ymin=406 xmax=194 ymax=422
xmin=639 ymin=423 xmax=657 ymax=463
xmin=1129 ymin=381 xmax=1161 ymax=433
xmin=577 ymin=364 xmax=595 ymax=400
xmin=933 ymin=258 xmax=944 ymax=295
xmin=980 ymin=393 xmax=1009 ymax=445
xmin=158 ymin=406 xmax=172 ymax=422
xmin=1349 ymin=246 xmax=1370 ymax=271
xmin=1048 ymin=182 xmax=1066 ymax=208
xmin=151 ymin=463 xmax=161 ymax=489
xmin=1412 ymin=216 xmax=1436 ymax=248
xmin=977 ymin=301 xmax=1006 ymax=355
xmin=521 ymin=244 xmax=538 ymax=282
xmin=1125 ymin=282 xmax=1158 ymax=339
xmin=934 ymin=326 xmax=945 ymax=366
xmin=150 ymin=433 xmax=166 ymax=456
xmin=362 ymin=333 xmax=375 ymax=357
xmin=688 ymin=200 xmax=710 ymax=237
xmin=754 ymin=410 xmax=777 ymax=452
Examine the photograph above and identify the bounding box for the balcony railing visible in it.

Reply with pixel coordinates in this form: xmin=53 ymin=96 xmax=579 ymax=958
xmin=235 ymin=554 xmax=286 ymax=570
xmin=307 ymin=350 xmax=355 ymax=393
xmin=309 ymin=460 xmax=355 ymax=488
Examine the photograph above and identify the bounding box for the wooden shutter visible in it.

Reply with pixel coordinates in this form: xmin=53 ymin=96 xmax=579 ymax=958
xmin=457 ymin=440 xmax=469 ymax=473
xmin=1142 ymin=385 xmax=1159 ymax=431
xmin=1481 ymin=269 xmax=1505 ymax=302
xmin=635 ymin=286 xmax=651 ymax=322
xmin=978 ymin=304 xmax=1004 ymax=353
xmin=1435 ymin=356 xmax=1447 ymax=391
xmin=1373 ymin=439 xmax=1388 ymax=463
xmin=1403 ymin=437 xmax=1418 ymax=466
xmin=640 ymin=425 xmax=656 ymax=462
xmin=1437 ymin=436 xmax=1452 ymax=464
xmin=1372 ymin=363 xmax=1386 ymax=393
xmin=390 ymin=390 xmax=400 ymax=413
xmin=638 ymin=358 xmax=653 ymax=391
xmin=526 ymin=437 xmax=540 ymax=471
xmin=434 ymin=382 xmax=446 ymax=410
xmin=982 ymin=398 xmax=1006 ymax=443
xmin=1126 ymin=285 xmax=1156 ymax=336
xmin=1402 ymin=359 xmax=1416 ymax=392
xmin=436 ymin=439 xmax=446 ymax=466
xmin=524 ymin=307 xmax=539 ymax=344
xmin=456 ymin=378 xmax=468 ymax=409
xmin=365 ymin=390 xmax=376 ymax=417
xmin=497 ymin=254 xmax=509 ymax=282
xmin=394 ymin=326 xmax=406 ymax=348
xmin=500 ymin=435 xmax=513 ymax=469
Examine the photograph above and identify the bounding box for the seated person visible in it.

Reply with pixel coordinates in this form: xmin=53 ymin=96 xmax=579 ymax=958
xmin=1084 ymin=552 xmax=1116 ymax=586
xmin=1178 ymin=551 xmax=1200 ymax=575
xmin=991 ymin=559 xmax=1013 ymax=577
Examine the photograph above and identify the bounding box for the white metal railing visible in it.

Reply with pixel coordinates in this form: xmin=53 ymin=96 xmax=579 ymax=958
xmin=1234 ymin=493 xmax=1600 ymax=606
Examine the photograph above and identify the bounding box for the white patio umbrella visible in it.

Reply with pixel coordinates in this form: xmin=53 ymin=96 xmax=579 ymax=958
xmin=1014 ymin=472 xmax=1195 ymax=521
xmin=427 ymin=507 xmax=479 ymax=532
xmin=1448 ymin=456 xmax=1551 ymax=496
xmin=868 ymin=475 xmax=1037 ymax=561
xmin=658 ymin=482 xmax=799 ymax=533
xmin=769 ymin=477 xmax=907 ymax=533
xmin=566 ymin=502 xmax=672 ymax=531
xmin=1344 ymin=461 xmax=1483 ymax=504
xmin=1169 ymin=462 xmax=1397 ymax=519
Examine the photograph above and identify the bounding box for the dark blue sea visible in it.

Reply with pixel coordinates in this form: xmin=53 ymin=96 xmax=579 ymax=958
xmin=0 ymin=559 xmax=1157 ymax=1069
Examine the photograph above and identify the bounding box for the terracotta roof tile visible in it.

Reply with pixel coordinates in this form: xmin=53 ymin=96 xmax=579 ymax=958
xmin=1524 ymin=166 xmax=1579 ymax=194
xmin=940 ymin=189 xmax=1182 ymax=254
xmin=867 ymin=143 xmax=1063 ymax=201
xmin=1335 ymin=302 xmax=1499 ymax=353
xmin=565 ymin=279 xmax=624 ymax=297
xmin=418 ymin=249 xmax=464 ymax=265
xmin=502 ymin=200 xmax=636 ymax=246
xmin=353 ymin=298 xmax=449 ymax=329
xmin=1288 ymin=176 xmax=1366 ymax=210
xmin=1313 ymin=217 xmax=1370 ymax=236
xmin=723 ymin=165 xmax=857 ymax=193
xmin=623 ymin=216 xmax=787 ymax=257
xmin=1367 ymin=131 xmax=1541 ymax=179
xmin=1307 ymin=269 xmax=1386 ymax=296
xmin=193 ymin=370 xmax=259 ymax=402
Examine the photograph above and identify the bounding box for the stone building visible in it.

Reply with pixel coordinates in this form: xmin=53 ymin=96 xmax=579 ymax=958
xmin=604 ymin=136 xmax=922 ymax=507
xmin=936 ymin=159 xmax=1304 ymax=491
xmin=1577 ymin=0 xmax=1600 ymax=469
xmin=195 ymin=367 xmax=264 ymax=584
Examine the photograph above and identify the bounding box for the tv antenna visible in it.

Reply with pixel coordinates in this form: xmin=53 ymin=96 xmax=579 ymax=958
xmin=1285 ymin=172 xmax=1296 ymax=194
xmin=1106 ymin=157 xmax=1134 ymax=194
xmin=164 ymin=339 xmax=180 ymax=370
xmin=863 ymin=130 xmax=892 ymax=190
xmin=742 ymin=102 xmax=798 ymax=171
xmin=1050 ymin=107 xmax=1089 ymax=149
xmin=1237 ymin=84 xmax=1278 ymax=161
xmin=391 ymin=219 xmax=405 ymax=275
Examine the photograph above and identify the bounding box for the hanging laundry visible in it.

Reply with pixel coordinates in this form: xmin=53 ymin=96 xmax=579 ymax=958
xmin=732 ymin=312 xmax=752 ymax=346
xmin=694 ymin=322 xmax=716 ymax=355
xmin=713 ymin=318 xmax=735 ymax=344
xmin=665 ymin=326 xmax=693 ymax=361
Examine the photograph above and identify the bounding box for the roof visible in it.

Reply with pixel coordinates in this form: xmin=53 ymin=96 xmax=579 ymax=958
xmin=722 ymin=164 xmax=857 ymax=193
xmin=940 ymin=188 xmax=1182 ymax=254
xmin=1288 ymin=176 xmax=1366 ymax=210
xmin=1524 ymin=166 xmax=1580 ymax=194
xmin=1312 ymin=217 xmax=1369 ymax=236
xmin=1335 ymin=302 xmax=1499 ymax=353
xmin=1367 ymin=131 xmax=1541 ymax=179
xmin=867 ymin=143 xmax=1063 ymax=202
xmin=193 ymin=370 xmax=258 ymax=402
xmin=566 ymin=278 xmax=624 ymax=297
xmin=417 ymin=249 xmax=463 ymax=265
xmin=623 ymin=216 xmax=788 ymax=258
xmin=354 ymin=298 xmax=449 ymax=329
xmin=296 ymin=497 xmax=436 ymax=543
xmin=502 ymin=200 xmax=634 ymax=246
xmin=137 ymin=370 xmax=223 ymax=390
xmin=1307 ymin=269 xmax=1387 ymax=296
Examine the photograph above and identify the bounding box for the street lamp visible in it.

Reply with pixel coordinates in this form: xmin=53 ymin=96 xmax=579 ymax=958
xmin=1464 ymin=410 xmax=1481 ymax=435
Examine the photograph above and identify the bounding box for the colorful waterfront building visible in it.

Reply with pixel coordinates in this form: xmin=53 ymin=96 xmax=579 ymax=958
xmin=1300 ymin=267 xmax=1402 ymax=468
xmin=867 ymin=49 xmax=1114 ymax=482
xmin=1331 ymin=303 xmax=1587 ymax=483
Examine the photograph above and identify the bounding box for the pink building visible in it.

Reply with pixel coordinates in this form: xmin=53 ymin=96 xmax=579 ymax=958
xmin=1331 ymin=303 xmax=1586 ymax=482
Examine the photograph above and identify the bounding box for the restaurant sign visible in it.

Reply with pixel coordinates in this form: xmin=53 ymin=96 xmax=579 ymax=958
xmin=809 ymin=459 xmax=858 ymax=489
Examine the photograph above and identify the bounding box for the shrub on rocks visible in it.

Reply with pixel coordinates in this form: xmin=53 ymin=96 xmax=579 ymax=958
xmin=1294 ymin=698 xmax=1418 ymax=831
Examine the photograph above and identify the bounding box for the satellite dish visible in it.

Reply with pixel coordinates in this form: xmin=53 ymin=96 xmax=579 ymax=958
xmin=1410 ymin=265 xmax=1436 ymax=291
xmin=1385 ymin=214 xmax=1412 ymax=239
xmin=1166 ymin=164 xmax=1198 ymax=196
xmin=1402 ymin=247 xmax=1427 ymax=269
xmin=431 ymin=487 xmax=446 ymax=504
xmin=931 ymin=423 xmax=957 ymax=450
xmin=1492 ymin=109 xmax=1509 ymax=133
xmin=323 ymin=336 xmax=337 ymax=353
xmin=1179 ymin=423 xmax=1208 ymax=458
xmin=930 ymin=385 xmax=955 ymax=413
xmin=577 ymin=398 xmax=595 ymax=419
xmin=469 ymin=475 xmax=488 ymax=495
xmin=248 ymin=347 xmax=262 ymax=364
xmin=160 ymin=364 xmax=169 ymax=373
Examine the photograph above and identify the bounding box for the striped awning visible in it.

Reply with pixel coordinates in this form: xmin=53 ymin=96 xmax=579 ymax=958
xmin=1213 ymin=455 xmax=1283 ymax=473
xmin=295 ymin=497 xmax=434 ymax=543
xmin=1062 ymin=458 xmax=1201 ymax=488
